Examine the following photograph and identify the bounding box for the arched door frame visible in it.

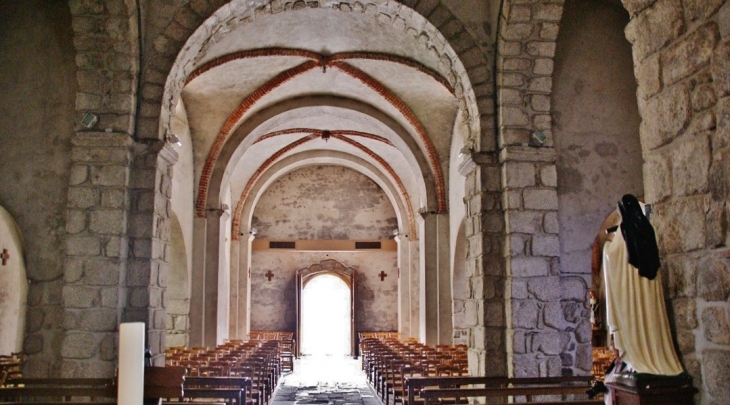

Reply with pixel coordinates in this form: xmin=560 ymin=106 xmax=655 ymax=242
xmin=295 ymin=260 xmax=356 ymax=358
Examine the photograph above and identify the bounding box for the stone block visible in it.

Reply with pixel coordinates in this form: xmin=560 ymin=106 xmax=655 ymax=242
xmin=697 ymin=254 xmax=730 ymax=301
xmin=77 ymin=309 xmax=119 ymax=332
xmin=504 ymin=189 xmax=523 ymax=210
xmin=68 ymin=186 xmax=99 ymax=209
xmin=500 ymin=73 xmax=524 ymax=89
xmin=502 ymin=23 xmax=533 ymax=41
xmin=513 ymin=330 xmax=526 ymax=353
xmin=507 ymin=211 xmax=543 ymax=234
xmin=662 ymin=22 xmax=720 ymax=86
xmin=533 ymin=58 xmax=553 ymax=75
xmin=83 ymin=257 xmax=120 ymax=286
xmin=24 ymin=334 xmax=44 ymax=354
xmin=511 ymin=256 xmax=549 ymax=278
xmin=539 ymin=165 xmax=557 ymax=187
xmin=105 ymin=236 xmax=126 ymax=258
xmin=89 ymin=165 xmax=128 ymax=187
xmin=129 ymin=287 xmax=150 ymax=308
xmin=703 ymin=349 xmax=730 ymax=402
xmin=527 ymin=276 xmax=560 ymax=301
xmin=676 ymin=329 xmax=695 ymax=354
xmin=635 ymin=53 xmax=661 ymax=99
xmin=712 ymin=41 xmax=730 ymax=97
xmin=641 ymin=84 xmax=691 ymax=150
xmin=100 ymin=287 xmax=119 ymax=308
xmin=692 ymin=83 xmax=717 ymax=111
xmin=63 ymin=286 xmax=100 ymax=308
xmin=684 ymin=0 xmax=724 ymax=20
xmin=61 ymin=332 xmax=98 ymax=359
xmin=528 ymin=77 xmax=552 ymax=93
xmin=664 ymin=254 xmax=698 ymax=299
xmin=530 ymin=94 xmax=550 ymax=111
xmin=499 ymin=39 xmax=523 ymax=56
xmin=512 ymin=300 xmax=539 ymax=328
xmin=504 ymin=162 xmax=536 ymax=188
xmin=653 ymin=197 xmax=707 ymax=253
xmin=562 ymin=301 xmax=582 ymax=324
xmin=90 ymin=209 xmax=125 ymax=235
xmin=624 ymin=0 xmax=684 ymax=62
xmin=560 ymin=277 xmax=587 ymax=301
xmin=513 ymin=353 xmax=539 ymax=377
xmin=526 ymin=41 xmax=556 ymax=57
xmin=69 ymin=165 xmax=88 ymax=186
xmin=575 ymin=319 xmax=592 ymax=344
xmin=101 ymin=188 xmax=126 ymax=209
xmin=701 ymin=306 xmax=730 ymax=344
xmin=502 ymin=57 xmax=531 ymax=72
xmin=499 ymin=88 xmax=522 ymax=106
xmin=533 ymin=330 xmax=562 ymax=355
xmin=643 ymin=153 xmax=672 ymax=202
xmin=66 ymin=235 xmax=101 ymax=256
xmin=523 ymin=189 xmax=558 ymax=210
xmin=500 ymin=106 xmax=530 ymax=126
xmin=511 ymin=278 xmax=528 ymax=299
xmin=66 ymin=210 xmax=87 ymax=234
xmin=574 ymin=343 xmax=592 ymax=371
xmin=72 ymin=147 xmax=130 ymax=164
xmin=673 ymin=298 xmax=698 ymax=329
xmin=535 ymin=3 xmax=562 ymax=21
xmin=540 ymin=22 xmax=559 ymax=41
xmin=543 ymin=212 xmax=558 ymax=234
xmin=544 ymin=301 xmax=565 ymax=329
xmin=671 ymin=136 xmax=710 ymax=197
xmin=716 ymin=97 xmax=730 ymax=149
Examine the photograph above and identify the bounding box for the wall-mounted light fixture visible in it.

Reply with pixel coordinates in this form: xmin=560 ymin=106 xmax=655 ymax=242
xmin=81 ymin=112 xmax=98 ymax=129
xmin=458 ymin=145 xmax=473 ymax=157
xmin=249 ymin=228 xmax=258 ymax=236
xmin=530 ymin=130 xmax=547 ymax=146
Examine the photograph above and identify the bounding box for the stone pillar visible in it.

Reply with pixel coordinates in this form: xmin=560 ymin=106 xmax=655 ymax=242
xmin=126 ymin=140 xmax=178 ymax=366
xmin=459 ymin=151 xmax=505 ymax=377
xmin=189 ymin=206 xmax=228 ymax=347
xmin=229 ymin=234 xmax=254 ymax=340
xmin=500 ymin=145 xmax=570 ymax=377
xmin=395 ymin=233 xmax=412 ymax=338
xmin=189 ymin=216 xmax=206 ymax=346
xmin=59 ymin=132 xmax=134 ymax=377
xmin=419 ymin=212 xmax=451 ymax=345
xmin=216 ymin=210 xmax=231 ymax=344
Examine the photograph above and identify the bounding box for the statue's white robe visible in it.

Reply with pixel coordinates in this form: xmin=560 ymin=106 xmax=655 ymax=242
xmin=603 ymin=221 xmax=683 ymax=375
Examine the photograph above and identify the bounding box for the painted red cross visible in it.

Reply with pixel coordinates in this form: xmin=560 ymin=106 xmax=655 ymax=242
xmin=265 ymin=270 xmax=274 ymax=281
xmin=378 ymin=271 xmax=388 ymax=281
xmin=1 ymin=249 xmax=8 ymax=266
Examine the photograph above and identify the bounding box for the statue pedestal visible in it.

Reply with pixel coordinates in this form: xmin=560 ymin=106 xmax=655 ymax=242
xmin=607 ymin=373 xmax=696 ymax=405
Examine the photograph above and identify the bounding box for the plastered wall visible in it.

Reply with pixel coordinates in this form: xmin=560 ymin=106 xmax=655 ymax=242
xmin=552 ymin=0 xmax=644 ymax=275
xmin=250 ymin=251 xmax=398 ymax=333
xmin=252 ymin=165 xmax=398 ymax=240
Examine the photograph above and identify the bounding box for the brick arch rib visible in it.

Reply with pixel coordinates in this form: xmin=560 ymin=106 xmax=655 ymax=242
xmin=231 ymin=134 xmax=416 ymax=240
xmin=195 ymin=60 xmax=320 ymax=217
xmin=255 ymin=128 xmax=394 ymax=146
xmin=331 ymin=61 xmax=447 ymax=212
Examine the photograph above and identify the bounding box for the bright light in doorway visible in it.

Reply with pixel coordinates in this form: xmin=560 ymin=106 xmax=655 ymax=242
xmin=301 ymin=274 xmax=351 ymax=357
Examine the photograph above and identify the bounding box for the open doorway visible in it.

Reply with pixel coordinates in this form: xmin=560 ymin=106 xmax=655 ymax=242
xmin=301 ymin=274 xmax=351 ymax=357
xmin=295 ymin=260 xmax=356 ymax=358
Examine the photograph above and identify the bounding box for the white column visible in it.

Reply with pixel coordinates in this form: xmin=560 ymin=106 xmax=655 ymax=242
xmin=419 ymin=212 xmax=451 ymax=344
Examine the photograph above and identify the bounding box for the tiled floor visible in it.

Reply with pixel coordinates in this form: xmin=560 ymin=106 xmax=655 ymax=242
xmin=270 ymin=355 xmax=382 ymax=405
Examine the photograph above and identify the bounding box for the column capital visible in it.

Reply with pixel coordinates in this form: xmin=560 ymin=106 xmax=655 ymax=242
xmin=458 ymin=151 xmax=497 ymax=176
xmin=498 ymin=145 xmax=556 ymax=163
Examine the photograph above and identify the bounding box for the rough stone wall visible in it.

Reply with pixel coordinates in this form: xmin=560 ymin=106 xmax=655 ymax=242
xmin=250 ymin=251 xmax=398 ymax=333
xmin=624 ymin=1 xmax=730 ymax=403
xmin=0 ymin=1 xmax=77 ymax=376
xmin=252 ymin=166 xmax=398 ymax=240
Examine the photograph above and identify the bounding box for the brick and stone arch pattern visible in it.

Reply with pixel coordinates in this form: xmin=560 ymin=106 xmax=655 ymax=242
xmin=142 ymin=0 xmax=492 ymax=152
xmin=497 ymin=0 xmax=730 ymax=400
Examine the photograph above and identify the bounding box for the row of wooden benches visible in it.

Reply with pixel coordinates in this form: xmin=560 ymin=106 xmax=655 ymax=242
xmin=361 ymin=336 xmax=602 ymax=405
xmin=402 ymin=375 xmax=602 ymax=405
xmin=0 ymin=367 xmax=250 ymax=404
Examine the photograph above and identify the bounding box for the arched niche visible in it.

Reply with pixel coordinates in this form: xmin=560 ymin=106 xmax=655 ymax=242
xmin=166 ymin=212 xmax=190 ymax=348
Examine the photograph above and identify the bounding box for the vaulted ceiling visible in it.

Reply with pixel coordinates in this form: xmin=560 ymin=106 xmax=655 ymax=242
xmin=174 ymin=6 xmax=463 ymax=239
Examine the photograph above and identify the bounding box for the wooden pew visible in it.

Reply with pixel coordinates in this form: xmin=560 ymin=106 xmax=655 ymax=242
xmin=405 ymin=375 xmax=598 ymax=405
